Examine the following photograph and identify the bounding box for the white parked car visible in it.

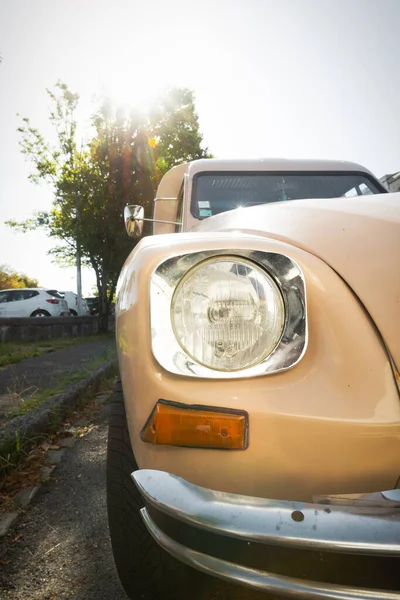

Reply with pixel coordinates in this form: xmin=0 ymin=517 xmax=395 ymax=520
xmin=59 ymin=291 xmax=90 ymax=316
xmin=0 ymin=288 xmax=69 ymax=318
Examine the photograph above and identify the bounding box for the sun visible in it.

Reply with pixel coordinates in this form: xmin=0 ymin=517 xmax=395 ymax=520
xmin=99 ymin=70 xmax=169 ymax=114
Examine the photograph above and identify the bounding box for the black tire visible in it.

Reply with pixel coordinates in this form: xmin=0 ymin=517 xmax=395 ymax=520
xmin=106 ymin=380 xmax=267 ymax=600
xmin=106 ymin=380 xmax=176 ymax=599
xmin=69 ymin=309 xmax=77 ymax=316
xmin=30 ymin=309 xmax=51 ymax=317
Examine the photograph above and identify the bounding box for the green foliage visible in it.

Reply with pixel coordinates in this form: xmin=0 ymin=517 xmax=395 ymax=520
xmin=7 ymin=82 xmax=211 ymax=331
xmin=0 ymin=265 xmax=39 ymax=290
xmin=149 ymin=88 xmax=212 ymax=179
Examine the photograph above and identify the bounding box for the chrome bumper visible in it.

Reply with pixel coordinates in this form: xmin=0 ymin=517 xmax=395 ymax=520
xmin=132 ymin=470 xmax=400 ymax=599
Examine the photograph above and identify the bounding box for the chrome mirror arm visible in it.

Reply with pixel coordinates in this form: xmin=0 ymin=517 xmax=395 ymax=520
xmin=129 ymin=216 xmax=181 ymax=226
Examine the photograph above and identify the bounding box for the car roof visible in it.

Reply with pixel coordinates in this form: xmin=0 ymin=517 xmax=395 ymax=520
xmin=156 ymin=158 xmax=378 ymax=201
xmin=0 ymin=288 xmax=44 ymax=292
xmin=187 ymin=157 xmax=374 ymax=176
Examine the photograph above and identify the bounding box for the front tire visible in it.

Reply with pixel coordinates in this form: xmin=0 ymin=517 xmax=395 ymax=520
xmin=106 ymin=380 xmax=175 ymax=599
xmin=69 ymin=309 xmax=77 ymax=316
xmin=106 ymin=380 xmax=263 ymax=600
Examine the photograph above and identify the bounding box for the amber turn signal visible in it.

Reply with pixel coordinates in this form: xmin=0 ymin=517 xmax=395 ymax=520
xmin=141 ymin=400 xmax=248 ymax=450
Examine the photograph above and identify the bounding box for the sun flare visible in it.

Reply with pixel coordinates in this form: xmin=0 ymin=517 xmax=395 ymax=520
xmin=99 ymin=71 xmax=169 ymax=113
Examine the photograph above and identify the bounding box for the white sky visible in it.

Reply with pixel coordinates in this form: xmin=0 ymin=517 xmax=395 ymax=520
xmin=0 ymin=0 xmax=399 ymax=294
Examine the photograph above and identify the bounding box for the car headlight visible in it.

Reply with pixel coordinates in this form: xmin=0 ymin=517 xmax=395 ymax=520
xmin=150 ymin=249 xmax=307 ymax=379
xmin=171 ymin=257 xmax=285 ymax=371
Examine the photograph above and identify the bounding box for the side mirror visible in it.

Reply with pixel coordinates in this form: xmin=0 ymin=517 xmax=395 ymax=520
xmin=124 ymin=205 xmax=144 ymax=238
xmin=124 ymin=204 xmax=182 ymax=238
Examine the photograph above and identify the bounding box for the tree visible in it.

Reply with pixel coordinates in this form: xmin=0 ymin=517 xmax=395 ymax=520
xmin=149 ymin=88 xmax=212 ymax=179
xmin=7 ymin=83 xmax=211 ymax=331
xmin=0 ymin=265 xmax=39 ymax=290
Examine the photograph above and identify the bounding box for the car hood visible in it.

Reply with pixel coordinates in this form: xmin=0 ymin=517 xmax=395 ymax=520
xmin=192 ymin=193 xmax=400 ymax=370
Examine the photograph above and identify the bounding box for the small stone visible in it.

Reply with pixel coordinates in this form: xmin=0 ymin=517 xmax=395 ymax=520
xmin=44 ymin=449 xmax=65 ymax=466
xmin=14 ymin=486 xmax=40 ymax=509
xmin=57 ymin=436 xmax=75 ymax=448
xmin=0 ymin=512 xmax=18 ymax=537
xmin=41 ymin=465 xmax=55 ymax=480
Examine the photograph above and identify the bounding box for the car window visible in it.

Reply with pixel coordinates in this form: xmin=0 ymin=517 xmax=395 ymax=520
xmin=344 ymin=182 xmax=374 ymax=198
xmin=46 ymin=289 xmax=64 ymax=299
xmin=9 ymin=290 xmax=25 ymax=302
xmin=23 ymin=290 xmax=39 ymax=299
xmin=191 ymin=171 xmax=385 ymax=218
xmin=359 ymin=182 xmax=373 ymax=196
xmin=344 ymin=187 xmax=358 ymax=198
xmin=0 ymin=291 xmax=10 ymax=303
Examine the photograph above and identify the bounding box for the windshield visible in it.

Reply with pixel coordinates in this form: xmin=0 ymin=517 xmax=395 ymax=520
xmin=191 ymin=171 xmax=385 ymax=219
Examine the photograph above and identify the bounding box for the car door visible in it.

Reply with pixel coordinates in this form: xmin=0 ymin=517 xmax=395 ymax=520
xmin=5 ymin=290 xmax=27 ymax=317
xmin=0 ymin=291 xmax=10 ymax=317
xmin=23 ymin=290 xmax=41 ymax=315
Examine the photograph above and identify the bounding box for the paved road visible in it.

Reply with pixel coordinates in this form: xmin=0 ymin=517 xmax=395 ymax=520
xmin=2 ymin=393 xmax=396 ymax=600
xmin=0 ymin=399 xmax=128 ymax=600
xmin=0 ymin=397 xmax=271 ymax=600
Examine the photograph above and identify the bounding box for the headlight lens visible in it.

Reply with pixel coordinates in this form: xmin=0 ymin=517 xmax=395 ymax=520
xmin=171 ymin=256 xmax=285 ymax=371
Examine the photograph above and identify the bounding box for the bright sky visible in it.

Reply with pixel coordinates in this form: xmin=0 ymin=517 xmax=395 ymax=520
xmin=0 ymin=0 xmax=399 ymax=294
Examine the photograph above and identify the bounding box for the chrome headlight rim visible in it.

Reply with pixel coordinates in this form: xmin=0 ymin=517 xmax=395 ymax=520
xmin=150 ymin=249 xmax=307 ymax=379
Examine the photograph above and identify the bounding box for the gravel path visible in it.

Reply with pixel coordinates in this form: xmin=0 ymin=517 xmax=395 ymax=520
xmin=0 ymin=399 xmax=128 ymax=600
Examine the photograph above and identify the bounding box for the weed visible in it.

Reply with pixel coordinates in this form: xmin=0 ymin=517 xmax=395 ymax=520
xmin=0 ymin=429 xmax=45 ymax=476
xmin=0 ymin=333 xmax=114 ymax=368
xmin=6 ymin=371 xmax=88 ymax=419
xmin=86 ymin=347 xmax=116 ymax=370
xmin=5 ymin=352 xmax=117 ymax=422
xmin=0 ymin=371 xmax=116 ymax=491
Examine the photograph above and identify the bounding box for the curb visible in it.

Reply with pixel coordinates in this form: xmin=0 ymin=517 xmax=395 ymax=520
xmin=0 ymin=383 xmax=114 ymax=538
xmin=0 ymin=358 xmax=117 ymax=466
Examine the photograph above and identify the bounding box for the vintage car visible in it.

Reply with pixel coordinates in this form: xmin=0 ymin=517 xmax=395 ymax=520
xmin=107 ymin=159 xmax=400 ymax=600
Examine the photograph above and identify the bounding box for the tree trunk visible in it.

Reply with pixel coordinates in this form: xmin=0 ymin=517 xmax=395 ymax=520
xmin=98 ymin=267 xmax=109 ymax=333
xmin=107 ymin=281 xmax=117 ymax=331
xmin=91 ymin=258 xmax=108 ymax=333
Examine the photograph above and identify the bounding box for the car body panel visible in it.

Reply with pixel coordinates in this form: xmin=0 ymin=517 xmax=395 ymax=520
xmin=60 ymin=291 xmax=90 ymax=316
xmin=116 ymin=232 xmax=400 ymax=502
xmin=193 ymin=193 xmax=400 ymax=371
xmin=85 ymin=297 xmax=99 ymax=315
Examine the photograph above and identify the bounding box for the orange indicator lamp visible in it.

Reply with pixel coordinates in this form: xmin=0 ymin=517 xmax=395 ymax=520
xmin=141 ymin=400 xmax=248 ymax=450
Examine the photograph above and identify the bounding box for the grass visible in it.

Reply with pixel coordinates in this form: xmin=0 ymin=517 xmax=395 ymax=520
xmin=0 ymin=333 xmax=114 ymax=368
xmin=0 ymin=371 xmax=117 ymax=495
xmin=0 ymin=339 xmax=117 ymax=477
xmin=6 ymin=348 xmax=117 ymax=419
